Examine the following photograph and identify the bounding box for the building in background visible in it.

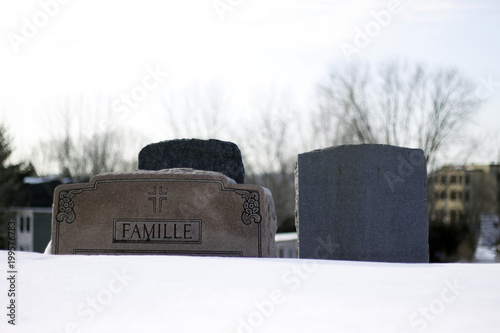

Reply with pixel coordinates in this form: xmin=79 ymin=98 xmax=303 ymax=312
xmin=429 ymin=164 xmax=500 ymax=244
xmin=6 ymin=176 xmax=61 ymax=253
xmin=275 ymin=232 xmax=298 ymax=258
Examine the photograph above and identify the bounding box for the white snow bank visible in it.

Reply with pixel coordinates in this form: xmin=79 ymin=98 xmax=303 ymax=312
xmin=474 ymin=246 xmax=498 ymax=263
xmin=1 ymin=251 xmax=499 ymax=333
xmin=275 ymin=232 xmax=297 ymax=242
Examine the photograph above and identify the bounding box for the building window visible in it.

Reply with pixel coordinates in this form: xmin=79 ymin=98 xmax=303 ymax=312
xmin=434 ymin=191 xmax=439 ymax=200
xmin=464 ymin=191 xmax=470 ymax=201
xmin=450 ymin=210 xmax=457 ymax=223
xmin=465 ymin=175 xmax=470 ymax=184
xmin=450 ymin=175 xmax=457 ymax=184
xmin=26 ymin=217 xmax=30 ymax=232
xmin=459 ymin=175 xmax=463 ymax=184
xmin=458 ymin=191 xmax=462 ymax=200
xmin=450 ymin=191 xmax=456 ymax=200
xmin=20 ymin=217 xmax=24 ymax=232
xmin=441 ymin=191 xmax=447 ymax=199
xmin=433 ymin=175 xmax=438 ymax=183
xmin=441 ymin=175 xmax=447 ymax=184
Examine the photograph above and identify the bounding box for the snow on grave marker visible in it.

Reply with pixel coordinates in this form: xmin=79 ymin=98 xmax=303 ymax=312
xmin=50 ymin=169 xmax=277 ymax=257
xmin=296 ymin=144 xmax=428 ymax=263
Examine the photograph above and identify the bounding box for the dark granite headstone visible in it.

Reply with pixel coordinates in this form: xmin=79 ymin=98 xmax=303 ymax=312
xmin=138 ymin=139 xmax=245 ymax=184
xmin=296 ymin=144 xmax=428 ymax=263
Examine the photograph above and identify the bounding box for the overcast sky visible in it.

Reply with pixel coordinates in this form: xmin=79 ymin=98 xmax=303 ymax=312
xmin=0 ymin=0 xmax=499 ymax=167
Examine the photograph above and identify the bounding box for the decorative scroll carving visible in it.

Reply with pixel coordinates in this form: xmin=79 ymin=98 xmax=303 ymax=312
xmin=56 ymin=190 xmax=80 ymax=223
xmin=236 ymin=190 xmax=261 ymax=225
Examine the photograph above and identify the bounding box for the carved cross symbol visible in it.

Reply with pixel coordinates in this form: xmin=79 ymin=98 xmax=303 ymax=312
xmin=148 ymin=186 xmax=167 ymax=213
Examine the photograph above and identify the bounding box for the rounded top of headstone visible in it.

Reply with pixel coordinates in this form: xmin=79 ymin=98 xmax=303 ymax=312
xmin=301 ymin=143 xmax=423 ymax=155
xmin=138 ymin=138 xmax=245 ymax=184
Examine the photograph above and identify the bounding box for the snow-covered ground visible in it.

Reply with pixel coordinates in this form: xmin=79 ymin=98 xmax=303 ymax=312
xmin=1 ymin=251 xmax=499 ymax=333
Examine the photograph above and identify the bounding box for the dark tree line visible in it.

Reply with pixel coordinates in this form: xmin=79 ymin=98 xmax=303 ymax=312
xmin=0 ymin=125 xmax=36 ymax=249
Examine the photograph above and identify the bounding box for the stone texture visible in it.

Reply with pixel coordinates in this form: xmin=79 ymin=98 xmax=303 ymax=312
xmin=51 ymin=169 xmax=276 ymax=257
xmin=138 ymin=139 xmax=245 ymax=184
xmin=296 ymin=144 xmax=428 ymax=263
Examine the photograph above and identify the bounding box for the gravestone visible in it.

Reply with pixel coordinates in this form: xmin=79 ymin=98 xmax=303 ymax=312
xmin=139 ymin=139 xmax=245 ymax=184
xmin=296 ymin=144 xmax=428 ymax=263
xmin=51 ymin=169 xmax=277 ymax=257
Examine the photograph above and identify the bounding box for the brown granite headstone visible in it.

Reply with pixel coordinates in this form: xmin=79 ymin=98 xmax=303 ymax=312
xmin=51 ymin=169 xmax=277 ymax=257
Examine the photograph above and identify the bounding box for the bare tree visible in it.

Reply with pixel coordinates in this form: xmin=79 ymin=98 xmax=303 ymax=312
xmin=243 ymin=89 xmax=299 ymax=232
xmin=314 ymin=60 xmax=487 ymax=261
xmin=161 ymin=82 xmax=229 ymax=139
xmin=314 ymin=60 xmax=484 ymax=168
xmin=37 ymin=96 xmax=139 ymax=178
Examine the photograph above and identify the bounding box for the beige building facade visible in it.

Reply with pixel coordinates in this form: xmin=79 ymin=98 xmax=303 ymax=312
xmin=429 ymin=164 xmax=500 ymax=228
